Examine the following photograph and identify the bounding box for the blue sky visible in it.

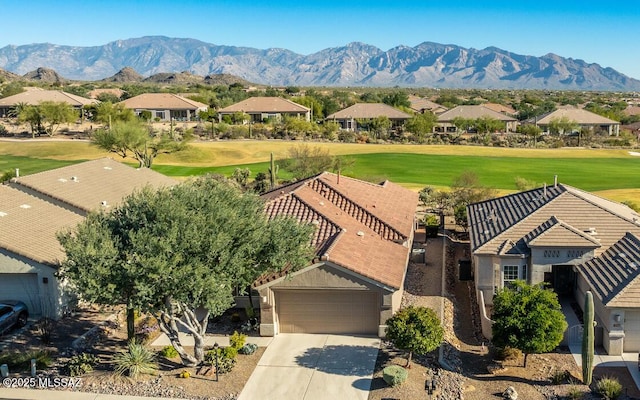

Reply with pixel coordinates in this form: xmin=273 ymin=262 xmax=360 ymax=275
xmin=1 ymin=0 xmax=638 ymax=80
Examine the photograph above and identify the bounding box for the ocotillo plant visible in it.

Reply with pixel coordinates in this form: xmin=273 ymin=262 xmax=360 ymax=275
xmin=582 ymin=290 xmax=595 ymax=385
xmin=268 ymin=152 xmax=279 ymax=189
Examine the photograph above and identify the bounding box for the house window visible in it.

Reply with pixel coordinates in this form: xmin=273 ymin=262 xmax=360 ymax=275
xmin=503 ymin=265 xmax=519 ymax=289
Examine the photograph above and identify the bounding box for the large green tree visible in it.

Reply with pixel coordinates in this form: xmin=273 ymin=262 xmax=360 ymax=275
xmin=385 ymin=306 xmax=444 ymax=368
xmin=405 ymin=112 xmax=437 ymax=142
xmin=38 ymin=101 xmax=78 ymax=136
xmin=492 ymin=281 xmax=568 ymax=367
xmin=91 ymin=121 xmax=191 ymax=168
xmin=58 ymin=176 xmax=314 ymax=366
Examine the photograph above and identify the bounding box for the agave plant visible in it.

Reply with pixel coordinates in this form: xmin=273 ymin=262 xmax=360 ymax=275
xmin=114 ymin=341 xmax=158 ymax=379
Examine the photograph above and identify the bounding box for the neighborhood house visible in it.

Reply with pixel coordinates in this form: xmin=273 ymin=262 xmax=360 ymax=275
xmin=0 ymin=158 xmax=177 ymax=318
xmin=255 ymin=172 xmax=418 ymax=337
xmin=467 ymin=182 xmax=640 ymax=355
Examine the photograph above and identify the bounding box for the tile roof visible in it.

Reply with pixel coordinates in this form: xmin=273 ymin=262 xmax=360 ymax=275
xmin=0 ymin=185 xmax=84 ymax=265
xmin=10 ymin=158 xmax=178 ymax=214
xmin=623 ymin=106 xmax=640 ymax=117
xmin=218 ymin=97 xmax=310 ymax=113
xmin=534 ymin=108 xmax=619 ymax=125
xmin=408 ymin=95 xmax=448 ymax=114
xmin=468 ymin=184 xmax=640 ymax=255
xmin=326 ymin=103 xmax=412 ymax=120
xmin=469 ymin=184 xmax=640 ymax=307
xmin=437 ymin=105 xmax=517 ymax=122
xmin=577 ymin=233 xmax=640 ymax=307
xmin=118 ymin=93 xmax=208 ymax=110
xmin=2 ymin=158 xmax=179 ymax=266
xmin=482 ymin=103 xmax=517 ymax=115
xmin=260 ymin=172 xmax=417 ymax=289
xmin=0 ymin=89 xmax=98 ymax=107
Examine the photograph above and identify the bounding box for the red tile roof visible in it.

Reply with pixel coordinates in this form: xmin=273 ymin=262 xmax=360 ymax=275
xmin=260 ymin=172 xmax=417 ymax=289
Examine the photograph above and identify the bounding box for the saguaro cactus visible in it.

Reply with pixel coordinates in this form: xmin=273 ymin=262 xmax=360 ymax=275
xmin=582 ymin=290 xmax=595 ymax=385
xmin=268 ymin=152 xmax=279 ymax=189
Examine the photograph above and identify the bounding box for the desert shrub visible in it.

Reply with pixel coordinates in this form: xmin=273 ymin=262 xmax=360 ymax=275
xmin=159 ymin=345 xmax=178 ymax=359
xmin=382 ymin=365 xmax=408 ymax=387
xmin=230 ymin=331 xmax=247 ymax=350
xmin=114 ymin=341 xmax=158 ymax=379
xmin=550 ymin=369 xmax=570 ymax=384
xmin=567 ymin=384 xmax=586 ymax=400
xmin=0 ymin=349 xmax=52 ymax=371
xmin=205 ymin=348 xmax=237 ymax=374
xmin=494 ymin=346 xmax=522 ymax=361
xmin=34 ymin=317 xmax=57 ymax=344
xmin=239 ymin=343 xmax=258 ymax=355
xmin=595 ymin=376 xmax=622 ymax=400
xmin=66 ymin=352 xmax=98 ymax=376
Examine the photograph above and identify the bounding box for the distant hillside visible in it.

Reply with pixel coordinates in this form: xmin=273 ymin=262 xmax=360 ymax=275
xmin=1 ymin=36 xmax=639 ymax=90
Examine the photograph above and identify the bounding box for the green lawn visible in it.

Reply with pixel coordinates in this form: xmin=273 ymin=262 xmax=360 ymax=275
xmin=152 ymin=152 xmax=640 ymax=192
xmin=1 ymin=141 xmax=638 ymax=201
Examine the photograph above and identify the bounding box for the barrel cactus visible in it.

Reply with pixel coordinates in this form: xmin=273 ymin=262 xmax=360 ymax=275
xmin=582 ymin=291 xmax=595 ymax=385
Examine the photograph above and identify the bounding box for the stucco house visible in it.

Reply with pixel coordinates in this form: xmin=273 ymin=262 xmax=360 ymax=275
xmin=255 ymin=172 xmax=418 ymax=337
xmin=408 ymin=95 xmax=448 ymax=115
xmin=0 ymin=88 xmax=98 ymax=118
xmin=528 ymin=107 xmax=620 ymax=136
xmin=436 ymin=105 xmax=518 ymax=133
xmin=467 ymin=182 xmax=640 ymax=355
xmin=118 ymin=93 xmax=208 ymax=121
xmin=0 ymin=158 xmax=177 ymax=318
xmin=217 ymin=97 xmax=311 ymax=123
xmin=325 ymin=103 xmax=412 ymax=132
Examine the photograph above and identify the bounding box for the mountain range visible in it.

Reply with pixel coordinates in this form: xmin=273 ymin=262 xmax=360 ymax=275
xmin=1 ymin=36 xmax=638 ymax=91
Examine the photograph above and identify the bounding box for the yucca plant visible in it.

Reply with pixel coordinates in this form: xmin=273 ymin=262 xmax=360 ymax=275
xmin=114 ymin=341 xmax=158 ymax=379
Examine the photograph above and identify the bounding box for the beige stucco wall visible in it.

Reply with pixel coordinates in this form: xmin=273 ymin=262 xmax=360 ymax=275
xmin=256 ymin=262 xmax=398 ymax=337
xmin=0 ymin=251 xmax=71 ymax=318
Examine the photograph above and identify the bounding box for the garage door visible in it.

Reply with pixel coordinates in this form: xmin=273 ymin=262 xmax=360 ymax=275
xmin=624 ymin=312 xmax=640 ymax=351
xmin=277 ymin=290 xmax=378 ymax=334
xmin=0 ymin=273 xmax=41 ymax=315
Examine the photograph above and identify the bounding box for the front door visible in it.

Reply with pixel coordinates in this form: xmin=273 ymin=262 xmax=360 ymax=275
xmin=552 ymin=265 xmax=574 ymax=296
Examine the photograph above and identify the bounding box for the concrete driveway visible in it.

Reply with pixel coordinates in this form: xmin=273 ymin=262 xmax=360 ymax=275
xmin=238 ymin=334 xmax=380 ymax=400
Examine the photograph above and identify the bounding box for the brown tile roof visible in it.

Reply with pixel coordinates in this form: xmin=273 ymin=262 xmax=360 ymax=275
xmin=623 ymin=106 xmax=640 ymax=117
xmin=9 ymin=158 xmax=178 ymax=213
xmin=408 ymin=95 xmax=448 ymax=114
xmin=118 ymin=93 xmax=208 ymax=110
xmin=326 ymin=103 xmax=412 ymax=120
xmin=577 ymin=233 xmax=640 ymax=307
xmin=437 ymin=105 xmax=517 ymax=122
xmin=0 ymin=89 xmax=98 ymax=107
xmin=218 ymin=97 xmax=310 ymax=113
xmin=260 ymin=172 xmax=417 ymax=289
xmin=0 ymin=185 xmax=84 ymax=265
xmin=535 ymin=108 xmax=619 ymax=125
xmin=526 ymin=216 xmax=602 ymax=248
xmin=482 ymin=103 xmax=517 ymax=115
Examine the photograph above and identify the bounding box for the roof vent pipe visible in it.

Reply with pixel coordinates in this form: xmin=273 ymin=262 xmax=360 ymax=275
xmin=554 ymin=175 xmax=558 ymax=187
xmin=15 ymin=168 xmax=19 ymax=178
xmin=544 ymin=183 xmax=547 ymax=199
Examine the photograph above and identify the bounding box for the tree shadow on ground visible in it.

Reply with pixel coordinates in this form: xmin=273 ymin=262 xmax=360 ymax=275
xmin=294 ymin=344 xmax=379 ymax=376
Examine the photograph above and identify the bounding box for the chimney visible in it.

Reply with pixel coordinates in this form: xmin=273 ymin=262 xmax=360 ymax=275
xmin=554 ymin=175 xmax=558 ymax=187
